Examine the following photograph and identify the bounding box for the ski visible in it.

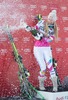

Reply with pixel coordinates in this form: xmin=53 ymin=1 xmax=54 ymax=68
xmin=3 ymin=25 xmax=45 ymax=100
xmin=53 ymin=58 xmax=63 ymax=90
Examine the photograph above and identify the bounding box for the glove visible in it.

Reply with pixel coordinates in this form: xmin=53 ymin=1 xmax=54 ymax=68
xmin=30 ymin=29 xmax=44 ymax=40
xmin=20 ymin=19 xmax=31 ymax=31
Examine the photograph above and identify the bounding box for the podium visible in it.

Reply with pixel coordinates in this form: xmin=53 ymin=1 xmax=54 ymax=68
xmin=37 ymin=91 xmax=68 ymax=100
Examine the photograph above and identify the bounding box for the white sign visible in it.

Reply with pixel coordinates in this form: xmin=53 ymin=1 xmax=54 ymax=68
xmin=37 ymin=91 xmax=68 ymax=100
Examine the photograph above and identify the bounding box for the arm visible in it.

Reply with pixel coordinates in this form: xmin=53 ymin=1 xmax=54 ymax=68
xmin=20 ymin=21 xmax=44 ymax=40
xmin=44 ymin=35 xmax=54 ymax=42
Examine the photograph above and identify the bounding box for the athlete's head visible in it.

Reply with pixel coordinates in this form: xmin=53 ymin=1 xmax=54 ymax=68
xmin=48 ymin=10 xmax=57 ymax=23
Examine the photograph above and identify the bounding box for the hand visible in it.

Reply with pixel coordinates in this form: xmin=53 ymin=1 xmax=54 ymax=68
xmin=20 ymin=19 xmax=28 ymax=29
xmin=33 ymin=32 xmax=43 ymax=40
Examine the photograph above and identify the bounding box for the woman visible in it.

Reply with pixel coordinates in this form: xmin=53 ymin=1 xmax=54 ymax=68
xmin=33 ymin=10 xmax=58 ymax=92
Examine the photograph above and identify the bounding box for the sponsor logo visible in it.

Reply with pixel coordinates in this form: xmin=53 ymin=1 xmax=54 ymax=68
xmin=66 ymin=48 xmax=68 ymax=52
xmin=19 ymin=4 xmax=26 ymax=9
xmin=23 ymin=48 xmax=31 ymax=53
xmin=14 ymin=37 xmax=18 ymax=41
xmin=30 ymin=5 xmax=37 ymax=9
xmin=23 ymin=37 xmax=30 ymax=43
xmin=56 ymin=96 xmax=68 ymax=100
xmin=63 ymin=27 xmax=68 ymax=31
xmin=56 ymin=48 xmax=62 ymax=53
xmin=60 ymin=6 xmax=67 ymax=11
xmin=41 ymin=5 xmax=47 ymax=10
xmin=62 ymin=17 xmax=68 ymax=21
xmin=0 ymin=37 xmax=7 ymax=42
xmin=65 ymin=37 xmax=68 ymax=43
xmin=0 ymin=49 xmax=7 ymax=55
xmin=56 ymin=97 xmax=64 ymax=100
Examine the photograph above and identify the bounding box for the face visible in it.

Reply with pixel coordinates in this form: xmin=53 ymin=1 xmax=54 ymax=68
xmin=47 ymin=16 xmax=55 ymax=24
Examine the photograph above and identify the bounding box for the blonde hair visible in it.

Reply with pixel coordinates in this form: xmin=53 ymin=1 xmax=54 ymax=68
xmin=45 ymin=22 xmax=58 ymax=39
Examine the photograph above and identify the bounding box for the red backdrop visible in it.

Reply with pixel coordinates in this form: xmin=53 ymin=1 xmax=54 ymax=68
xmin=0 ymin=0 xmax=68 ymax=97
